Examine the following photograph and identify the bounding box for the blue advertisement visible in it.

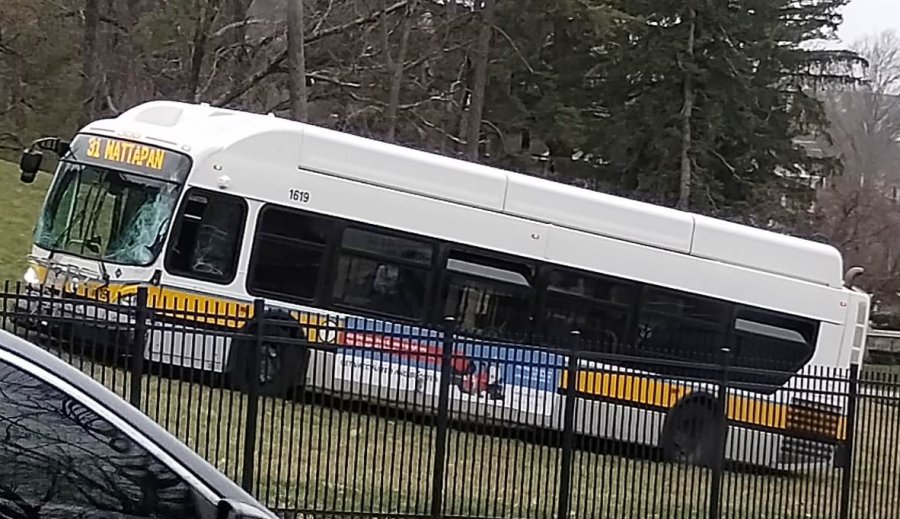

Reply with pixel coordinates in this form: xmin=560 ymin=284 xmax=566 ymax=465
xmin=334 ymin=317 xmax=566 ymax=415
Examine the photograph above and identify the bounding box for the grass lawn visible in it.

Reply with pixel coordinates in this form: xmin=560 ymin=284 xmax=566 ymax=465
xmin=0 ymin=159 xmax=50 ymax=282
xmin=28 ymin=340 xmax=899 ymax=519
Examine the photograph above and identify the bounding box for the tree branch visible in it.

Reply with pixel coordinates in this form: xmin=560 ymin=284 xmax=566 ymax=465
xmin=492 ymin=25 xmax=535 ymax=74
xmin=210 ymin=18 xmax=266 ymax=39
xmin=211 ymin=0 xmax=409 ymax=107
xmin=408 ymin=109 xmax=466 ymax=145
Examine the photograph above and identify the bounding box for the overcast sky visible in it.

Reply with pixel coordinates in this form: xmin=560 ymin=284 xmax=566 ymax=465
xmin=837 ymin=0 xmax=900 ymax=46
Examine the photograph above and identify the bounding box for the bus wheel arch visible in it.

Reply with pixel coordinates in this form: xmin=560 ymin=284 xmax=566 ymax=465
xmin=660 ymin=392 xmax=724 ymax=467
xmin=229 ymin=315 xmax=311 ymax=397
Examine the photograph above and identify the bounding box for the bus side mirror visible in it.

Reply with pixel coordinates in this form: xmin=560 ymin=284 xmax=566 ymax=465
xmin=19 ymin=137 xmax=70 ymax=184
xmin=844 ymin=266 xmax=864 ymax=288
xmin=19 ymin=150 xmax=43 ymax=184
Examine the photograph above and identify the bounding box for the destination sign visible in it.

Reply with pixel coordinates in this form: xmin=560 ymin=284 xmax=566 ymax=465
xmin=68 ymin=134 xmax=192 ymax=181
xmin=85 ymin=135 xmax=168 ymax=170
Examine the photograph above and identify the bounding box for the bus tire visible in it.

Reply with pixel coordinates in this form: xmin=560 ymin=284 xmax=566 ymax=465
xmin=661 ymin=396 xmax=723 ymax=467
xmin=231 ymin=325 xmax=309 ymax=398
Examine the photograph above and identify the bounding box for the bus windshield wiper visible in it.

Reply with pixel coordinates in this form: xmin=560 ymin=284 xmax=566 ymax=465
xmin=51 ymin=182 xmax=101 ymax=250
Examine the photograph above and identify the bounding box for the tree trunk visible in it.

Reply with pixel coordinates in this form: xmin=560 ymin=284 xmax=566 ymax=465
xmin=385 ymin=0 xmax=418 ymax=141
xmin=188 ymin=0 xmax=222 ymax=102
xmin=225 ymin=0 xmax=252 ymax=67
xmin=437 ymin=1 xmax=461 ymax=154
xmin=464 ymin=0 xmax=495 ymax=161
xmin=677 ymin=6 xmax=697 ymax=211
xmin=442 ymin=58 xmax=468 ymax=155
xmin=287 ymin=0 xmax=309 ymax=121
xmin=81 ymin=0 xmax=101 ymax=124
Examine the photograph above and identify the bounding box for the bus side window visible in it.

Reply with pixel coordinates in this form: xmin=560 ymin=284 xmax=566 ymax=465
xmin=331 ymin=227 xmax=433 ymax=320
xmin=166 ymin=190 xmax=246 ymax=284
xmin=634 ymin=288 xmax=729 ymax=364
xmin=542 ymin=268 xmax=636 ymax=351
xmin=441 ymin=252 xmax=534 ymax=337
xmin=248 ymin=206 xmax=332 ymax=302
xmin=731 ymin=309 xmax=817 ymax=379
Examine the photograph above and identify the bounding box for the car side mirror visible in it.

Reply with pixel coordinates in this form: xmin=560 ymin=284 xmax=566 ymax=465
xmin=19 ymin=150 xmax=43 ymax=184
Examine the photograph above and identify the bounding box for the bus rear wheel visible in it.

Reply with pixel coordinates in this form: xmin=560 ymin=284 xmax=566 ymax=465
xmin=231 ymin=327 xmax=307 ymax=397
xmin=661 ymin=398 xmax=722 ymax=467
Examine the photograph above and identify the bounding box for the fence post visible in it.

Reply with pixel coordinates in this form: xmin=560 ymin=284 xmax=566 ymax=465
xmin=129 ymin=286 xmax=148 ymax=408
xmin=241 ymin=298 xmax=265 ymax=493
xmin=556 ymin=330 xmax=581 ymax=519
xmin=430 ymin=317 xmax=456 ymax=519
xmin=708 ymin=346 xmax=731 ymax=519
xmin=839 ymin=363 xmax=860 ymax=519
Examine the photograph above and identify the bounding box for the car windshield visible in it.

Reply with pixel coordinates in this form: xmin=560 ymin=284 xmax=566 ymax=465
xmin=35 ymin=160 xmax=182 ymax=266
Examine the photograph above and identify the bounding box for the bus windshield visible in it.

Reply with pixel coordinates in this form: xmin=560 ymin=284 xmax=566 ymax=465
xmin=35 ymin=161 xmax=182 ymax=267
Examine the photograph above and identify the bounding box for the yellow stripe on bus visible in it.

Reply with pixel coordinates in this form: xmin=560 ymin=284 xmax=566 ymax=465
xmin=562 ymin=370 xmax=845 ymax=440
xmin=64 ymin=280 xmax=253 ymax=329
xmin=28 ymin=264 xmax=332 ymax=341
xmin=142 ymin=287 xmax=253 ymax=329
xmin=566 ymin=370 xmax=690 ymax=409
xmin=725 ymin=394 xmax=788 ymax=430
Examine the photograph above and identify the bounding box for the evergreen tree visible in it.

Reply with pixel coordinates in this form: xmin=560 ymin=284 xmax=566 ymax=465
xmin=487 ymin=0 xmax=862 ymax=220
xmin=483 ymin=0 xmax=629 ymax=174
xmin=597 ymin=0 xmax=858 ymax=216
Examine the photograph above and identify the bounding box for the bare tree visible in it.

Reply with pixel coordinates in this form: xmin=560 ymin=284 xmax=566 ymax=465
xmin=464 ymin=0 xmax=495 ymax=160
xmin=212 ymin=0 xmax=410 ymax=108
xmin=188 ymin=0 xmax=224 ymax=102
xmin=81 ymin=0 xmax=101 ymax=123
xmin=854 ymin=30 xmax=900 ymax=95
xmin=287 ymin=0 xmax=309 ymax=121
xmin=383 ymin=0 xmax=419 ymax=141
xmin=224 ymin=0 xmax=254 ymax=70
xmin=813 ymin=30 xmax=900 ymax=305
xmin=677 ymin=6 xmax=697 ymax=211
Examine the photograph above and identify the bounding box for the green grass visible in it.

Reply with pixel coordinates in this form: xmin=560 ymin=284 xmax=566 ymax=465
xmin=0 ymin=159 xmax=50 ymax=281
xmin=32 ymin=346 xmax=900 ymax=519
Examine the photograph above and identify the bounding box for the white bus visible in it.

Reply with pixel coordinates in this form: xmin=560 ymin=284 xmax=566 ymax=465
xmin=14 ymin=100 xmax=869 ymax=469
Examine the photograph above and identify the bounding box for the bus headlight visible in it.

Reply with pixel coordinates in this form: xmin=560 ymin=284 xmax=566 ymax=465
xmin=23 ymin=266 xmax=40 ymax=286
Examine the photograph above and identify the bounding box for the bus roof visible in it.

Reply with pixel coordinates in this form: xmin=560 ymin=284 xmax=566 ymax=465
xmin=85 ymin=100 xmax=846 ymax=289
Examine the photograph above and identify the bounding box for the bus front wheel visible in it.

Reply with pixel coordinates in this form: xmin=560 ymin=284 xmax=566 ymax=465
xmin=231 ymin=326 xmax=308 ymax=397
xmin=661 ymin=398 xmax=723 ymax=467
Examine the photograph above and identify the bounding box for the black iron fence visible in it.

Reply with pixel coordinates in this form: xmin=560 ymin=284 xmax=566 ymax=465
xmin=1 ymin=283 xmax=899 ymax=519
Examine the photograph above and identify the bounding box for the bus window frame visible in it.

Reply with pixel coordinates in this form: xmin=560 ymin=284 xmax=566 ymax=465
xmin=246 ymin=203 xmax=337 ymax=304
xmin=729 ymin=306 xmax=819 ymax=375
xmin=628 ymin=285 xmax=732 ymax=364
xmin=163 ymin=187 xmax=248 ymax=286
xmin=327 ymin=223 xmax=439 ymax=323
xmin=435 ymin=246 xmax=539 ymax=338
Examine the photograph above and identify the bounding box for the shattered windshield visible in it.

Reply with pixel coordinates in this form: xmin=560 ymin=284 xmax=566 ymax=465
xmin=35 ymin=161 xmax=182 ymax=266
